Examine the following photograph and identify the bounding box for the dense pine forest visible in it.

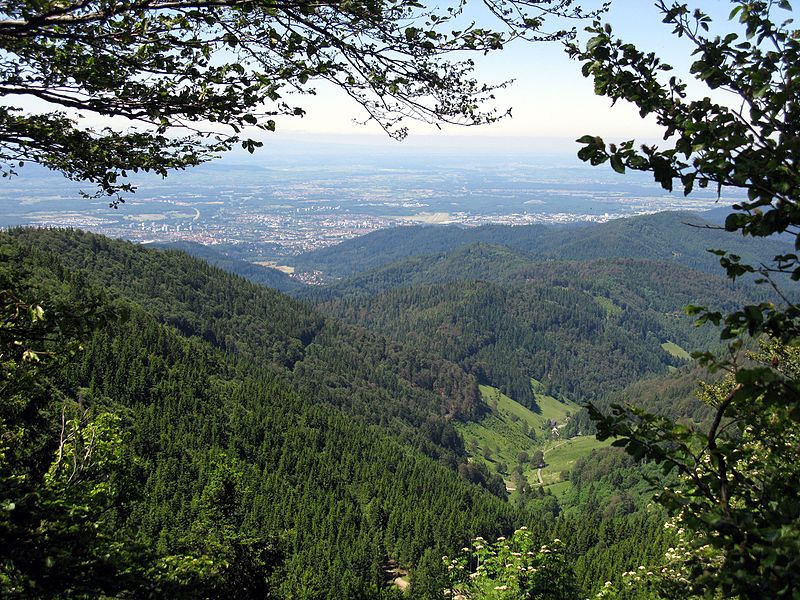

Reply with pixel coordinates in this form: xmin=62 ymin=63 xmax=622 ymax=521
xmin=2 ymin=215 xmax=782 ymax=598
xmin=310 ymin=247 xmax=768 ymax=407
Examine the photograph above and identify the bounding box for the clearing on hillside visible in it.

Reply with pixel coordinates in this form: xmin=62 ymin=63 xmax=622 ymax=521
xmin=457 ymin=384 xmax=591 ymax=494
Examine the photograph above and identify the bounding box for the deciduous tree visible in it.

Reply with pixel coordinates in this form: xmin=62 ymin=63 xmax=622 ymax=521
xmin=0 ymin=0 xmax=601 ymax=203
xmin=571 ymin=2 xmax=800 ymax=597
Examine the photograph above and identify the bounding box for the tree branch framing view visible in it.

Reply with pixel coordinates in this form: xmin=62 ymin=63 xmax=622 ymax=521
xmin=0 ymin=0 xmax=602 ymax=202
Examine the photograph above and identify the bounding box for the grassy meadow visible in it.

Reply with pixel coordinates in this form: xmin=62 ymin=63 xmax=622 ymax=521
xmin=456 ymin=382 xmax=608 ymax=496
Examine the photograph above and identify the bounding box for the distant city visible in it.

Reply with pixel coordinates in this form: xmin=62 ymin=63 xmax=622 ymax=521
xmin=0 ymin=147 xmax=738 ymax=284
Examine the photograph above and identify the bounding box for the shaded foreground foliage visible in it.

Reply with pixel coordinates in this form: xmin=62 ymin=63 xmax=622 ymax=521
xmin=573 ymin=1 xmax=800 ymax=597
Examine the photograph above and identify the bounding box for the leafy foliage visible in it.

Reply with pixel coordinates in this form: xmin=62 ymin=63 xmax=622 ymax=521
xmin=444 ymin=528 xmax=581 ymax=599
xmin=573 ymin=3 xmax=800 ymax=596
xmin=0 ymin=0 xmax=602 ymax=202
xmin=0 ymin=267 xmax=146 ymax=596
xmin=570 ymin=0 xmax=800 ymax=343
xmin=593 ymin=342 xmax=800 ymax=598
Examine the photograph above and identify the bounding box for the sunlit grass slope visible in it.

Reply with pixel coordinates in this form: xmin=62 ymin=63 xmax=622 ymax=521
xmin=540 ymin=436 xmax=614 ymax=485
xmin=661 ymin=340 xmax=691 ymax=360
xmin=456 ymin=383 xmax=611 ymax=496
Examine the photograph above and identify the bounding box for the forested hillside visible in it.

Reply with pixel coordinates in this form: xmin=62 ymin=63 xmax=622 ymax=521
xmin=152 ymin=240 xmax=304 ymax=295
xmin=562 ymin=364 xmax=718 ymax=439
xmin=290 ymin=223 xmax=551 ymax=280
xmin=1 ymin=228 xmax=513 ymax=597
xmin=10 ymin=228 xmax=483 ymax=437
xmin=1 ymin=227 xmax=683 ymax=598
xmin=312 ymin=242 xmax=767 ymax=408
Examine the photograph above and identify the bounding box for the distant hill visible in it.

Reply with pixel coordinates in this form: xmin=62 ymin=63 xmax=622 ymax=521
xmin=701 ymin=205 xmax=738 ymax=225
xmin=289 ymin=222 xmax=553 ymax=279
xmin=312 ymin=247 xmax=768 ymax=408
xmin=152 ymin=240 xmax=305 ymax=294
xmin=290 ymin=211 xmax=790 ymax=282
xmin=304 ymin=242 xmax=533 ymax=300
xmin=530 ymin=211 xmax=785 ymax=273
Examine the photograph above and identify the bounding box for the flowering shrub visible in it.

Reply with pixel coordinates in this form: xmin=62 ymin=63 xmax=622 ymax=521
xmin=593 ymin=512 xmax=734 ymax=600
xmin=443 ymin=528 xmax=580 ymax=599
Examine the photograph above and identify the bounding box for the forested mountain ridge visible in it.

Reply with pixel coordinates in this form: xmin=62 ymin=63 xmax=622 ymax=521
xmin=5 ymin=227 xmax=482 ymax=437
xmin=290 ymin=222 xmax=551 ymax=280
xmin=151 ymin=240 xmax=304 ymax=295
xmin=312 ymin=246 xmax=769 ymax=408
xmin=304 ymin=243 xmax=532 ymax=300
xmin=290 ymin=211 xmax=790 ymax=282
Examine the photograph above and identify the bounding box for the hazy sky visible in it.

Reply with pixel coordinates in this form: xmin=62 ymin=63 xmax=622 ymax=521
xmin=272 ymin=0 xmax=741 ymax=144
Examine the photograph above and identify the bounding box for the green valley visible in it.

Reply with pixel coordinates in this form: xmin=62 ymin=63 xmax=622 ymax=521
xmin=458 ymin=384 xmax=608 ymax=496
xmin=1 ymin=210 xmax=793 ymax=599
